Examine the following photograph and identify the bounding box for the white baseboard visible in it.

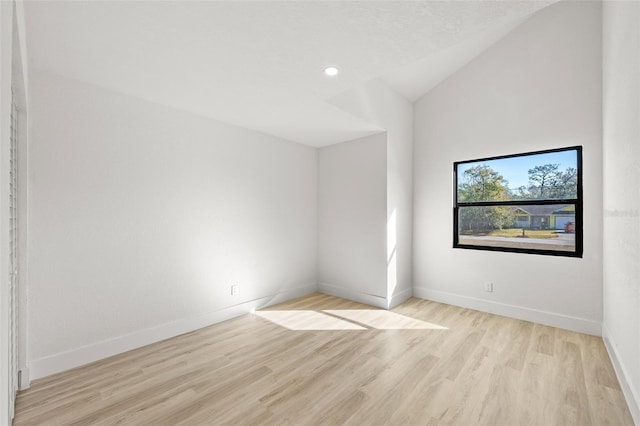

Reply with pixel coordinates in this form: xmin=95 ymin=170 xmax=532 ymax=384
xmin=318 ymin=282 xmax=388 ymax=309
xmin=29 ymin=283 xmax=317 ymax=381
xmin=389 ymin=287 xmax=413 ymax=309
xmin=252 ymin=283 xmax=320 ymax=310
xmin=413 ymin=287 xmax=602 ymax=336
xmin=603 ymin=324 xmax=640 ymax=425
xmin=18 ymin=367 xmax=30 ymax=390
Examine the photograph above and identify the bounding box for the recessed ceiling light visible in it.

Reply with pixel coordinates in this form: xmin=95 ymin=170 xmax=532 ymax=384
xmin=324 ymin=66 xmax=339 ymax=77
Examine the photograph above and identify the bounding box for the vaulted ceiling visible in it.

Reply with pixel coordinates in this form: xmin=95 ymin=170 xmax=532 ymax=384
xmin=25 ymin=1 xmax=557 ymax=146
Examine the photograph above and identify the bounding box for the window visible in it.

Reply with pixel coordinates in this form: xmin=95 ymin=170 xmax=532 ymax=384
xmin=453 ymin=146 xmax=583 ymax=257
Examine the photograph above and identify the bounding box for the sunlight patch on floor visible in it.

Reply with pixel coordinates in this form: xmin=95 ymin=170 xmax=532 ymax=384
xmin=253 ymin=310 xmax=366 ymax=330
xmin=254 ymin=309 xmax=447 ymax=331
xmin=324 ymin=309 xmax=448 ymax=330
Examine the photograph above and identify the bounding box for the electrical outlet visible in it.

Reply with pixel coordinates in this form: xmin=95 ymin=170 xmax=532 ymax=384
xmin=484 ymin=282 xmax=493 ymax=292
xmin=231 ymin=284 xmax=238 ymax=296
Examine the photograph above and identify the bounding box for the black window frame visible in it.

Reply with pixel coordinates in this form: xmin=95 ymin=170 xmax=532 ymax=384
xmin=453 ymin=146 xmax=583 ymax=257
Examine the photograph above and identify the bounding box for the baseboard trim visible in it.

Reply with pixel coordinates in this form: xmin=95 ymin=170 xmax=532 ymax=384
xmin=318 ymin=283 xmax=388 ymax=309
xmin=603 ymin=324 xmax=640 ymax=425
xmin=388 ymin=287 xmax=413 ymax=309
xmin=18 ymin=367 xmax=30 ymax=390
xmin=413 ymin=287 xmax=601 ymax=336
xmin=29 ymin=283 xmax=317 ymax=381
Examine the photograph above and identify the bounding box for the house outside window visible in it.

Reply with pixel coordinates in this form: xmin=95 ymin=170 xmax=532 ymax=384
xmin=453 ymin=146 xmax=583 ymax=257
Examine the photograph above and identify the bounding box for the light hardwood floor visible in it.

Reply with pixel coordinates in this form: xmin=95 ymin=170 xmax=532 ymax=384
xmin=14 ymin=293 xmax=633 ymax=425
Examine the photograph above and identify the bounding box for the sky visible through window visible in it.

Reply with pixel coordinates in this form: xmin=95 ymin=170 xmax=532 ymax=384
xmin=457 ymin=150 xmax=577 ymax=192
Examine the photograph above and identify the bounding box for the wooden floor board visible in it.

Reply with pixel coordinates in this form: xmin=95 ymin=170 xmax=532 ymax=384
xmin=14 ymin=293 xmax=634 ymax=425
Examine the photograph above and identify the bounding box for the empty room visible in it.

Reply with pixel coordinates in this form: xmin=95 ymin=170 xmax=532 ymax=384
xmin=1 ymin=0 xmax=638 ymax=424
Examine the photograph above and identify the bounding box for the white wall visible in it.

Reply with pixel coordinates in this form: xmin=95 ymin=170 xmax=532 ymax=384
xmin=413 ymin=1 xmax=603 ymax=334
xmin=1 ymin=2 xmax=14 ymax=423
xmin=329 ymin=80 xmax=414 ymax=307
xmin=1 ymin=5 xmax=32 ymax=423
xmin=602 ymin=0 xmax=640 ymax=422
xmin=13 ymin=0 xmax=31 ymax=393
xmin=27 ymin=70 xmax=318 ymax=379
xmin=317 ymin=133 xmax=387 ymax=306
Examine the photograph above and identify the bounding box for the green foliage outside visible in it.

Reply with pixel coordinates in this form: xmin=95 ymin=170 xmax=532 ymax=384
xmin=514 ymin=164 xmax=577 ymax=199
xmin=458 ymin=165 xmax=514 ymax=232
xmin=458 ymin=163 xmax=577 ymax=233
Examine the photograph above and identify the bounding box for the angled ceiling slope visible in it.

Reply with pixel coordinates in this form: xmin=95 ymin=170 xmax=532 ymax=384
xmin=25 ymin=1 xmax=556 ymax=147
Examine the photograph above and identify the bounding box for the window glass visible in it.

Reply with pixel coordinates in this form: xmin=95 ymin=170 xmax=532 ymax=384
xmin=457 ymin=150 xmax=578 ymax=202
xmin=453 ymin=147 xmax=582 ymax=257
xmin=457 ymin=204 xmax=576 ymax=253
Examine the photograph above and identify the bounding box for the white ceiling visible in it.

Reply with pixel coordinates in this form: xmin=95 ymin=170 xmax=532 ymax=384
xmin=24 ymin=1 xmax=556 ymax=147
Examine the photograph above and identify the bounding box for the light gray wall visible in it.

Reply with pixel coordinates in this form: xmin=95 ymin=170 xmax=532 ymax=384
xmin=413 ymin=1 xmax=603 ymax=334
xmin=1 ymin=1 xmax=15 ymax=421
xmin=602 ymin=0 xmax=640 ymax=421
xmin=330 ymin=79 xmax=414 ymax=307
xmin=27 ymin=70 xmax=318 ymax=378
xmin=317 ymin=133 xmax=387 ymax=305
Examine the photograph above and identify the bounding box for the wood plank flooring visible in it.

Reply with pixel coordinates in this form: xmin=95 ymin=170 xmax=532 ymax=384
xmin=13 ymin=293 xmax=633 ymax=425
